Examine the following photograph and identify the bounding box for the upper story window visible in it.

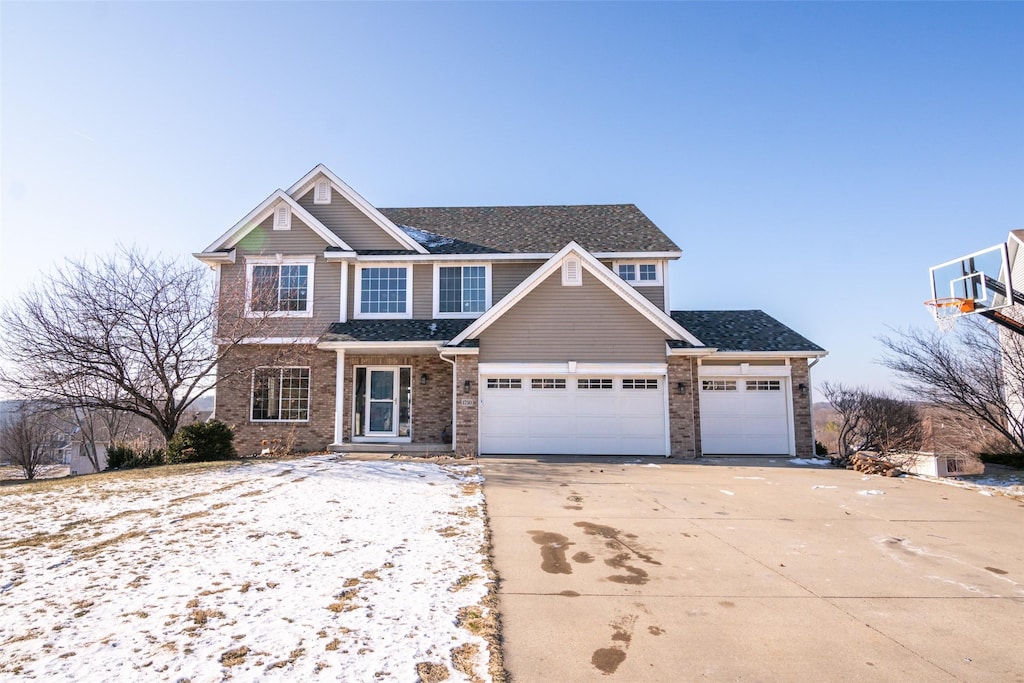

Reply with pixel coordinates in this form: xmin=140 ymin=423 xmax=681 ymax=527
xmin=615 ymin=261 xmax=661 ymax=286
xmin=357 ymin=265 xmax=412 ymax=318
xmin=246 ymin=256 xmax=314 ymax=317
xmin=435 ymin=264 xmax=490 ymax=317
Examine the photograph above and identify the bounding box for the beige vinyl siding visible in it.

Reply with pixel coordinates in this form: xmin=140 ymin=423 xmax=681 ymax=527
xmin=700 ymin=359 xmax=787 ymax=366
xmin=478 ymin=270 xmax=668 ymax=363
xmin=492 ymin=262 xmax=541 ymax=303
xmin=219 ymin=214 xmax=340 ymax=337
xmin=236 ymin=214 xmax=330 ymax=254
xmin=635 ymin=286 xmax=665 ymax=309
xmin=296 ymin=189 xmax=408 ymax=251
xmin=413 ymin=264 xmax=432 ymax=319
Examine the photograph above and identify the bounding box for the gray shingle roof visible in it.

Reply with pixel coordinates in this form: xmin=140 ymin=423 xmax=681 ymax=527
xmin=378 ymin=205 xmax=679 ymax=255
xmin=322 ymin=319 xmax=474 ymax=343
xmin=670 ymin=311 xmax=825 ymax=353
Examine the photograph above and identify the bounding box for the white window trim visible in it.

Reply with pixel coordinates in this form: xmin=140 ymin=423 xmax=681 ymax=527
xmin=250 ymin=366 xmax=311 ymax=423
xmin=432 ymin=263 xmax=492 ymax=319
xmin=613 ymin=260 xmax=662 ymax=286
xmin=244 ymin=255 xmax=315 ymax=318
xmin=313 ymin=179 xmax=332 ymax=204
xmin=354 ymin=263 xmax=413 ymax=320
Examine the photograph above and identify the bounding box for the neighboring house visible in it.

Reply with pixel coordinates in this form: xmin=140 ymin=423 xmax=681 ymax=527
xmin=195 ymin=164 xmax=826 ymax=457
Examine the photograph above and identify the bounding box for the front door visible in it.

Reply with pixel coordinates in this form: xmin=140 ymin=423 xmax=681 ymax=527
xmin=353 ymin=366 xmax=412 ymax=440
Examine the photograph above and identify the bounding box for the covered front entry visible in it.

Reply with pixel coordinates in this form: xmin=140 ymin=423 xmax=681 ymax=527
xmin=699 ymin=376 xmax=793 ymax=455
xmin=479 ymin=369 xmax=667 ymax=455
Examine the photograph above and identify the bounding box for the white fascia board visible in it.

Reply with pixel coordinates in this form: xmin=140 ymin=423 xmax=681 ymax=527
xmin=451 ymin=241 xmax=704 ymax=347
xmin=479 ymin=362 xmax=667 ymax=375
xmin=355 ymin=251 xmax=683 ymax=262
xmin=287 ymin=164 xmax=428 ymax=255
xmin=438 ymin=347 xmax=480 ymax=356
xmin=703 ymin=350 xmax=829 ymax=359
xmin=214 ymin=336 xmax=321 ymax=345
xmin=204 ymin=190 xmax=353 ymax=252
xmin=193 ymin=250 xmax=236 ymax=266
xmin=592 ymin=251 xmax=682 ymax=260
xmin=697 ymin=365 xmax=793 ymax=377
xmin=317 ymin=340 xmax=445 ymax=352
xmin=666 ymin=345 xmax=718 ymax=356
xmin=323 ymin=250 xmax=358 ymax=260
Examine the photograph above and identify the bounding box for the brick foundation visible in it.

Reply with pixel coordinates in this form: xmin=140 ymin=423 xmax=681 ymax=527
xmin=216 ymin=345 xmax=337 ymax=456
xmin=454 ymin=355 xmax=480 ymax=456
xmin=667 ymin=357 xmax=700 ymax=458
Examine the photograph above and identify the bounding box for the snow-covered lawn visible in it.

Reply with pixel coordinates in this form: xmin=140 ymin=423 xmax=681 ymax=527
xmin=0 ymin=456 xmax=497 ymax=682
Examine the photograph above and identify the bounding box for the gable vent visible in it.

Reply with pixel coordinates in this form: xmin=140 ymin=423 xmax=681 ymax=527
xmin=562 ymin=256 xmax=582 ymax=286
xmin=314 ymin=179 xmax=331 ymax=204
xmin=274 ymin=204 xmax=291 ymax=231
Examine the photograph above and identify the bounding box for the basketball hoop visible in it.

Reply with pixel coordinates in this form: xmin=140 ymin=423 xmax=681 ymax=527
xmin=924 ymin=297 xmax=975 ymax=332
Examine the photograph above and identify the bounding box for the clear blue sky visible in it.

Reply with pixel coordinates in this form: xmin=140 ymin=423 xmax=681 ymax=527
xmin=2 ymin=2 xmax=1022 ymax=398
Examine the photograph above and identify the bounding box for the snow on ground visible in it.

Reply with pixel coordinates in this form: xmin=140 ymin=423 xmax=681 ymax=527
xmin=0 ymin=456 xmax=494 ymax=682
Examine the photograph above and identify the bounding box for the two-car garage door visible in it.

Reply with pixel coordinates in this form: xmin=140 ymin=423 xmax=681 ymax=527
xmin=479 ymin=374 xmax=666 ymax=455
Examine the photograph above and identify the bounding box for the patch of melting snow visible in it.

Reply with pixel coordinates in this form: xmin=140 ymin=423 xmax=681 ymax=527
xmin=812 ymin=485 xmax=838 ymax=489
xmin=733 ymin=476 xmax=764 ymax=480
xmin=0 ymin=456 xmax=493 ymax=682
xmin=719 ymin=490 xmax=735 ymax=496
xmin=858 ymin=489 xmax=885 ymax=496
xmin=398 ymin=224 xmax=455 ymax=248
xmin=788 ymin=458 xmax=831 ymax=466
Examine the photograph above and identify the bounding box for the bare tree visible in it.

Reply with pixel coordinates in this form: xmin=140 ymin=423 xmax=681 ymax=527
xmin=0 ymin=404 xmax=61 ymax=480
xmin=879 ymin=317 xmax=1024 ymax=452
xmin=821 ymin=382 xmax=922 ymax=457
xmin=0 ymin=246 xmax=284 ymax=445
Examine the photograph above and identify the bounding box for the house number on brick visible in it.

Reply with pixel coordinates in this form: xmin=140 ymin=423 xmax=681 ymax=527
xmin=460 ymin=399 xmax=476 ymax=407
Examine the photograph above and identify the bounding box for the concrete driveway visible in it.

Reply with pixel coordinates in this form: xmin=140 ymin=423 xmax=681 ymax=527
xmin=480 ymin=456 xmax=1024 ymax=682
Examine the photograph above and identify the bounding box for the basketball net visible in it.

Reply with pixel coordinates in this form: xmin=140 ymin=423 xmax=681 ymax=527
xmin=923 ymin=298 xmax=974 ymax=333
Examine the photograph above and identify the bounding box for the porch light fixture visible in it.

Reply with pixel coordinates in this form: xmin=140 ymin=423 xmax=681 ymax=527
xmin=420 ymin=373 xmax=428 ymax=385
xmin=798 ymin=383 xmax=808 ymax=394
xmin=463 ymin=380 xmax=472 ymax=394
xmin=677 ymin=381 xmax=686 ymax=394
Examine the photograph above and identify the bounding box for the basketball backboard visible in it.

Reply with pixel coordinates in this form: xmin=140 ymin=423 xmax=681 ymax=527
xmin=928 ymin=242 xmax=1014 ymax=320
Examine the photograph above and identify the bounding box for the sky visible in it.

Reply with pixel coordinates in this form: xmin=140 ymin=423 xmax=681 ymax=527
xmin=2 ymin=1 xmax=1022 ymax=398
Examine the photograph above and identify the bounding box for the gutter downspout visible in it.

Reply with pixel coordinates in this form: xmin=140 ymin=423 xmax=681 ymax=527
xmin=438 ymin=350 xmax=457 ymax=453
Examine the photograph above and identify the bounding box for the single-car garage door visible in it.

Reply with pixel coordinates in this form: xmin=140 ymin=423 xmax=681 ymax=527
xmin=699 ymin=377 xmax=793 ymax=455
xmin=479 ymin=375 xmax=666 ymax=455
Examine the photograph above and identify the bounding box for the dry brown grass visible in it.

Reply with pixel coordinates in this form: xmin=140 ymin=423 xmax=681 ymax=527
xmin=220 ymin=645 xmax=249 ymax=667
xmin=416 ymin=661 xmax=451 ymax=682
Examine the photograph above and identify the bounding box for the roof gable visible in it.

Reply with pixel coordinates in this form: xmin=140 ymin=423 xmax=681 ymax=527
xmin=450 ymin=242 xmax=703 ymax=347
xmin=202 ymin=190 xmax=353 ymax=253
xmin=288 ymin=164 xmax=427 ymax=254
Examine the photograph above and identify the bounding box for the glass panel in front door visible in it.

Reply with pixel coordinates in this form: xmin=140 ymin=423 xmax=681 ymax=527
xmin=368 ymin=370 xmax=396 ymax=435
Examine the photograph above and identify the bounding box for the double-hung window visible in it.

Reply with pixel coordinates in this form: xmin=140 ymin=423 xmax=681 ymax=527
xmin=357 ymin=265 xmax=412 ymax=318
xmin=435 ymin=264 xmax=490 ymax=317
xmin=615 ymin=261 xmax=661 ymax=286
xmin=246 ymin=257 xmax=314 ymax=317
xmin=252 ymin=367 xmax=310 ymax=421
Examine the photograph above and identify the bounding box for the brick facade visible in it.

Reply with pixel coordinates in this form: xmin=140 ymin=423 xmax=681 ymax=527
xmin=667 ymin=357 xmax=699 ymax=458
xmin=454 ymin=355 xmax=480 ymax=456
xmin=790 ymin=357 xmax=814 ymax=457
xmin=216 ymin=344 xmax=337 ymax=456
xmin=340 ymin=354 xmax=453 ymax=445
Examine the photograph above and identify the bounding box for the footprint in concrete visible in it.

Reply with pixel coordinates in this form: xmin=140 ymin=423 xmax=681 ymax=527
xmin=648 ymin=626 xmax=665 ymax=636
xmin=572 ymin=551 xmax=595 ymax=564
xmin=527 ymin=530 xmax=574 ymax=574
xmin=591 ymin=613 xmax=638 ymax=675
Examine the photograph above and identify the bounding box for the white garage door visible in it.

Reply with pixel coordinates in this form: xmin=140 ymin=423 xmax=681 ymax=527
xmin=699 ymin=378 xmax=792 ymax=455
xmin=479 ymin=375 xmax=666 ymax=455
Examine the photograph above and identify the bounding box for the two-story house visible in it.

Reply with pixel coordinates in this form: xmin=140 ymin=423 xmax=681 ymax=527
xmin=195 ymin=164 xmax=826 ymax=457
